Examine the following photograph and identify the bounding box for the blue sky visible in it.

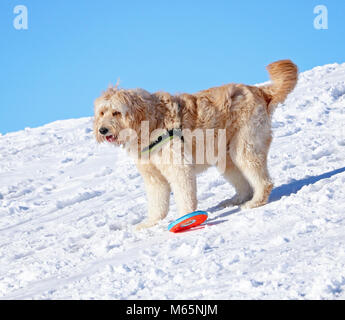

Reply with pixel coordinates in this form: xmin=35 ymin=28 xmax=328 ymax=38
xmin=0 ymin=0 xmax=344 ymax=134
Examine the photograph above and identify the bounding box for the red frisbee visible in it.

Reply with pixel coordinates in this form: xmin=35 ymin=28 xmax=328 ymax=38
xmin=168 ymin=211 xmax=208 ymax=233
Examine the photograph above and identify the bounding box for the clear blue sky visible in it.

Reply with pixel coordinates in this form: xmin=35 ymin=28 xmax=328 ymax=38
xmin=0 ymin=0 xmax=344 ymax=134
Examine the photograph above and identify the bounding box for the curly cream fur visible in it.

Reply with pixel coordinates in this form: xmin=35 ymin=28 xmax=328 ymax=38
xmin=93 ymin=60 xmax=298 ymax=230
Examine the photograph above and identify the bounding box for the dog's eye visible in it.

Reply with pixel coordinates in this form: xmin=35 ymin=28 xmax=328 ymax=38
xmin=100 ymin=111 xmax=104 ymax=116
xmin=113 ymin=111 xmax=121 ymax=117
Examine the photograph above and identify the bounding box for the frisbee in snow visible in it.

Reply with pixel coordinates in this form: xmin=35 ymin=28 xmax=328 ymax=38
xmin=168 ymin=211 xmax=208 ymax=233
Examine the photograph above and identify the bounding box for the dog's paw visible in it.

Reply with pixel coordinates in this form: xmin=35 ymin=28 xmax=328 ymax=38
xmin=228 ymin=193 xmax=253 ymax=206
xmin=211 ymin=199 xmax=234 ymax=210
xmin=240 ymin=199 xmax=266 ymax=210
xmin=135 ymin=220 xmax=159 ymax=231
xmin=228 ymin=195 xmax=245 ymax=206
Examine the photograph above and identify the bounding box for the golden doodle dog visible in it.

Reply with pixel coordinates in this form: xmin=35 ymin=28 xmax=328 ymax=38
xmin=93 ymin=60 xmax=298 ymax=230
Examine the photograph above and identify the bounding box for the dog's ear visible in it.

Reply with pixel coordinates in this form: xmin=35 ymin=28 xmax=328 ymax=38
xmin=115 ymin=90 xmax=147 ymax=124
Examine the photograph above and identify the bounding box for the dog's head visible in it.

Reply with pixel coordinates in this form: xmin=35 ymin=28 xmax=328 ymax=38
xmin=93 ymin=87 xmax=150 ymax=145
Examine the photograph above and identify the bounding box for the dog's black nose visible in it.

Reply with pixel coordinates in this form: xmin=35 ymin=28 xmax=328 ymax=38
xmin=99 ymin=127 xmax=109 ymax=135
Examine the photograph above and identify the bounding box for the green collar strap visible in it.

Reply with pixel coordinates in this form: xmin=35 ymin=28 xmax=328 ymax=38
xmin=141 ymin=129 xmax=184 ymax=155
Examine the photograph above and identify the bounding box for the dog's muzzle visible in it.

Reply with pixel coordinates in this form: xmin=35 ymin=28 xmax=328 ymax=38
xmin=99 ymin=127 xmax=118 ymax=143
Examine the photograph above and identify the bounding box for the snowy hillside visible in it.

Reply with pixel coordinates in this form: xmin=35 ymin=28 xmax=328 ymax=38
xmin=0 ymin=63 xmax=345 ymax=300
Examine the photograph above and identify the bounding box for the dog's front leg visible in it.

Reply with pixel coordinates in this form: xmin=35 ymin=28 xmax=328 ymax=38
xmin=135 ymin=163 xmax=171 ymax=230
xmin=161 ymin=165 xmax=197 ymax=218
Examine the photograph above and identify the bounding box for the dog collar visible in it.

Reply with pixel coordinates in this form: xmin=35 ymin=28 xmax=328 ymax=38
xmin=141 ymin=129 xmax=184 ymax=155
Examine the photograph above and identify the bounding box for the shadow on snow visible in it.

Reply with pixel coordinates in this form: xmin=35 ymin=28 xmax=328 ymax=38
xmin=204 ymin=166 xmax=345 ymax=226
xmin=269 ymin=166 xmax=345 ymax=203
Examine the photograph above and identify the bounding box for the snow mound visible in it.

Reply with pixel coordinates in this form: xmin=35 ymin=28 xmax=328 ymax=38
xmin=0 ymin=63 xmax=345 ymax=299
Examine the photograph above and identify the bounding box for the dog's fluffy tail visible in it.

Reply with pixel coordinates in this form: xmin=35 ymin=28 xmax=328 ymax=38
xmin=261 ymin=59 xmax=298 ymax=114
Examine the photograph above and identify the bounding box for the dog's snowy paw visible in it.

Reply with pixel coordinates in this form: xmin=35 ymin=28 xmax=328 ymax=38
xmin=240 ymin=199 xmax=266 ymax=209
xmin=228 ymin=193 xmax=253 ymax=206
xmin=135 ymin=220 xmax=159 ymax=231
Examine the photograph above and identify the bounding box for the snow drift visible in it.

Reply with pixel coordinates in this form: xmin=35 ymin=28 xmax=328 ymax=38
xmin=0 ymin=63 xmax=345 ymax=299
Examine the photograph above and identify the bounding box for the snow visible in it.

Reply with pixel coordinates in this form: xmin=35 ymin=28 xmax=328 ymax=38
xmin=0 ymin=63 xmax=345 ymax=300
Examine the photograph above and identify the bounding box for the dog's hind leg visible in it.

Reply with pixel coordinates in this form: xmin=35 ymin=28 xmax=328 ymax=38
xmin=220 ymin=156 xmax=253 ymax=207
xmin=135 ymin=163 xmax=171 ymax=230
xmin=230 ymin=110 xmax=273 ymax=209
